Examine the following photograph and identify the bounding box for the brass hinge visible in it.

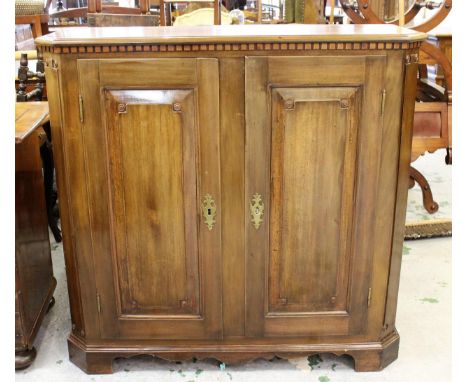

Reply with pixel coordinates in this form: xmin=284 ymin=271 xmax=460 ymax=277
xmin=367 ymin=287 xmax=372 ymax=307
xmin=79 ymin=94 xmax=84 ymax=123
xmin=96 ymin=293 xmax=101 ymax=313
xmin=380 ymin=89 xmax=386 ymax=117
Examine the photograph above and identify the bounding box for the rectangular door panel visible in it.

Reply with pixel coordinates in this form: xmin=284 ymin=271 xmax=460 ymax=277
xmin=269 ymin=87 xmax=359 ymax=316
xmin=105 ymin=89 xmax=199 ymax=318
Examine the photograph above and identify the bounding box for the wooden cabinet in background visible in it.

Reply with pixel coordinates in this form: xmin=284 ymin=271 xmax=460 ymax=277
xmin=36 ymin=24 xmax=426 ymax=374
xmin=15 ymin=102 xmax=56 ymax=369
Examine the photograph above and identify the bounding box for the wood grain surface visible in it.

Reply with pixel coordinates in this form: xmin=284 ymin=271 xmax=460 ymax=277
xmin=36 ymin=24 xmax=426 ymax=46
xmin=41 ymin=26 xmax=422 ymax=373
xmin=15 ymin=102 xmax=49 ymax=143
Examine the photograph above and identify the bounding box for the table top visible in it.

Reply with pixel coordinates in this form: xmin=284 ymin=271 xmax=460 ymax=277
xmin=35 ymin=24 xmax=427 ymax=47
xmin=15 ymin=102 xmax=49 ymax=144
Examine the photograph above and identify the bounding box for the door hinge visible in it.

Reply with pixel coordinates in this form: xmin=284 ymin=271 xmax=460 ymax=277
xmin=79 ymin=94 xmax=84 ymax=123
xmin=380 ymin=89 xmax=386 ymax=117
xmin=96 ymin=293 xmax=101 ymax=313
xmin=367 ymin=287 xmax=372 ymax=307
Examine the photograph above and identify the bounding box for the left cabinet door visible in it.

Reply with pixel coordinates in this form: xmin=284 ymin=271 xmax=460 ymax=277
xmin=77 ymin=58 xmax=222 ymax=340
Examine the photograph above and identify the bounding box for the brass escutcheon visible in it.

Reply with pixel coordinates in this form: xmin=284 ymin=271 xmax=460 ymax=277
xmin=250 ymin=193 xmax=265 ymax=229
xmin=284 ymin=99 xmax=295 ymax=110
xmin=117 ymin=103 xmax=127 ymax=114
xmin=202 ymin=194 xmax=216 ymax=231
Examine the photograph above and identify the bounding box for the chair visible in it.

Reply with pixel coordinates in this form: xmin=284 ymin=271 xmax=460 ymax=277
xmin=338 ymin=0 xmax=452 ymax=215
xmin=15 ymin=0 xmax=53 ymax=38
xmin=159 ymin=0 xmax=223 ymax=26
xmin=411 ymin=23 xmax=452 ymax=213
xmin=49 ymin=0 xmax=153 ymax=26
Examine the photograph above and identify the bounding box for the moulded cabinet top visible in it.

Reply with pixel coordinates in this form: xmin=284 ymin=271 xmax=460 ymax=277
xmin=36 ymin=24 xmax=426 ymax=47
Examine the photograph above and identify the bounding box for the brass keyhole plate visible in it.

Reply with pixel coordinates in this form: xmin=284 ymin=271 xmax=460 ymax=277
xmin=250 ymin=193 xmax=265 ymax=229
xmin=202 ymin=194 xmax=216 ymax=231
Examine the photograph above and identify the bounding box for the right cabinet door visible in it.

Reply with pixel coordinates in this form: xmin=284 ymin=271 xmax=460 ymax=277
xmin=245 ymin=55 xmax=388 ymax=337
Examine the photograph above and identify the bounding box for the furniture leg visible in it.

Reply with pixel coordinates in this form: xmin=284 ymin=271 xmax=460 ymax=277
xmin=15 ymin=347 xmax=37 ymax=370
xmin=445 ymin=147 xmax=452 ymax=165
xmin=409 ymin=166 xmax=439 ymax=214
xmin=46 ymin=296 xmax=56 ymax=313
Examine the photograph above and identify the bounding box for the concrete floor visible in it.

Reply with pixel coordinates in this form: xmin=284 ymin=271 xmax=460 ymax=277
xmin=16 ymin=150 xmax=451 ymax=382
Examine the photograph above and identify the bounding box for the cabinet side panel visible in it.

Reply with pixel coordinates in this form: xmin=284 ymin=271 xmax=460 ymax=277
xmin=45 ymin=54 xmax=85 ymax=337
xmin=220 ymin=58 xmax=246 ymax=338
xmin=77 ymin=59 xmax=117 ymax=338
xmin=74 ymin=58 xmax=222 ymax=340
xmin=368 ymin=51 xmax=405 ymax=339
xmin=383 ymin=58 xmax=418 ymax=337
xmin=59 ymin=55 xmax=100 ymax=339
xmin=347 ymin=56 xmax=386 ymax=335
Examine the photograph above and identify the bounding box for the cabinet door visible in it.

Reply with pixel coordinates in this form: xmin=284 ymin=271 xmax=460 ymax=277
xmin=78 ymin=58 xmax=222 ymax=340
xmin=245 ymin=56 xmax=386 ymax=337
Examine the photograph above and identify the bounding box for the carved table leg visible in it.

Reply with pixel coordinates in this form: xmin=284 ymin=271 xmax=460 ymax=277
xmin=409 ymin=166 xmax=439 ymax=214
xmin=15 ymin=347 xmax=37 ymax=370
xmin=445 ymin=147 xmax=452 ymax=165
xmin=46 ymin=296 xmax=56 ymax=313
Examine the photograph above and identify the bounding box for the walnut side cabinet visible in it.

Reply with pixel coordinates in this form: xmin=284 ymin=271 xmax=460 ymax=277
xmin=36 ymin=25 xmax=426 ymax=374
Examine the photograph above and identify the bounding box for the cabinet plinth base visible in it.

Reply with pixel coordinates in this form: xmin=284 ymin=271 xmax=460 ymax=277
xmin=68 ymin=331 xmax=399 ymax=374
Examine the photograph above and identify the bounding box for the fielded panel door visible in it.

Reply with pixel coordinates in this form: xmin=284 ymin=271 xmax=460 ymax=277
xmin=245 ymin=55 xmax=387 ymax=337
xmin=77 ymin=58 xmax=222 ymax=340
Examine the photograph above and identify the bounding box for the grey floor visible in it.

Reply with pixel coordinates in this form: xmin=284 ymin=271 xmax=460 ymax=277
xmin=16 ymin=150 xmax=451 ymax=382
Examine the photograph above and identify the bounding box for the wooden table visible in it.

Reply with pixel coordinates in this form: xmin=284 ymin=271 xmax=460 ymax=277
xmin=15 ymin=102 xmax=56 ymax=370
xmin=15 ymin=102 xmax=50 ymax=142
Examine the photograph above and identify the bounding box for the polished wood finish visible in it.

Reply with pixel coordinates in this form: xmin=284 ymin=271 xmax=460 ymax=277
xmin=15 ymin=102 xmax=50 ymax=143
xmin=15 ymin=103 xmax=56 ymax=369
xmin=76 ymin=58 xmax=222 ymax=340
xmin=37 ymin=25 xmax=424 ymax=374
xmin=36 ymin=24 xmax=426 ymax=46
xmin=245 ymin=56 xmax=386 ymax=338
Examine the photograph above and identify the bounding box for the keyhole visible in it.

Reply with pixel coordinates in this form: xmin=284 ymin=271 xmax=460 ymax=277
xmin=207 ymin=208 xmax=212 ymax=216
xmin=255 ymin=207 xmax=260 ymax=215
